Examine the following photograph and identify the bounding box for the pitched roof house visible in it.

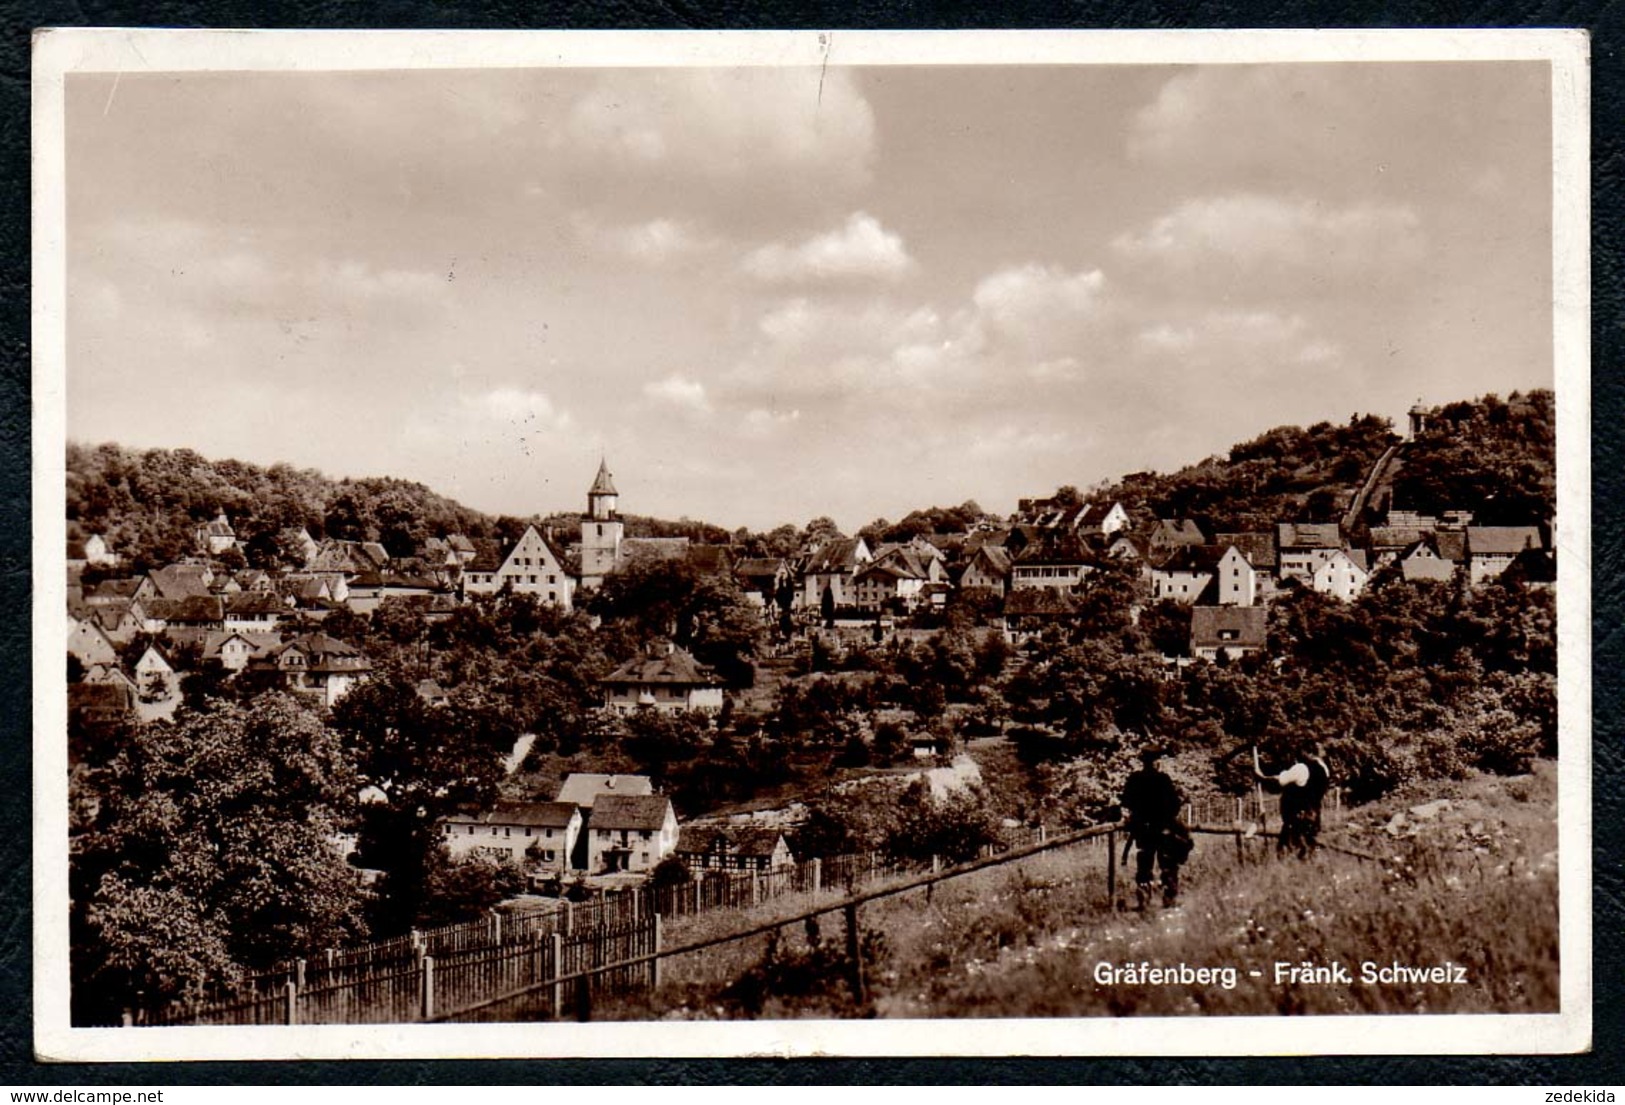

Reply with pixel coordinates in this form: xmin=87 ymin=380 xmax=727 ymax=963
xmin=442 ymin=800 xmax=583 ymax=875
xmin=202 ymin=629 xmax=282 ymax=672
xmin=599 ymin=643 xmax=725 ymax=715
xmin=1011 ymin=534 xmax=1094 ymax=592
xmin=1190 ymin=605 xmax=1268 ymax=662
xmin=1149 ymin=544 xmax=1224 ymax=604
xmin=68 ymin=617 xmax=120 ymax=667
xmin=245 ymin=632 xmax=372 ymax=706
xmin=734 ymin=558 xmax=791 ymax=606
xmin=460 ymin=525 xmax=573 ymax=610
xmin=1276 ymin=523 xmax=1346 ymax=581
xmin=585 ymin=794 xmax=679 ymax=874
xmin=1310 ymin=548 xmax=1370 ymax=602
xmin=1465 ymin=526 xmax=1544 ymax=586
xmin=1399 ymin=538 xmax=1458 ymax=583
xmin=147 ymin=564 xmax=215 ymax=601
xmin=959 ymin=545 xmax=1014 ymax=596
xmin=677 ymin=825 xmax=795 ymax=873
xmin=196 ymin=513 xmax=237 ymax=556
xmin=801 ymin=537 xmax=872 ymax=611
xmin=1147 ymin=518 xmax=1206 ymax=552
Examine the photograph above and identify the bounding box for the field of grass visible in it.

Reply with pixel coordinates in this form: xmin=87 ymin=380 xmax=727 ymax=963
xmin=600 ymin=762 xmax=1559 ymax=1020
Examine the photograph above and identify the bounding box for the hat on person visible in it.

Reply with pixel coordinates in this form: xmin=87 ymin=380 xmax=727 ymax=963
xmin=1139 ymin=743 xmax=1164 ymax=763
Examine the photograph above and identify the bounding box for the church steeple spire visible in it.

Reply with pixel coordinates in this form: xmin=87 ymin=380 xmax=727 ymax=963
xmin=589 ymin=457 xmax=618 ymax=498
xmin=580 ymin=458 xmax=624 ymax=589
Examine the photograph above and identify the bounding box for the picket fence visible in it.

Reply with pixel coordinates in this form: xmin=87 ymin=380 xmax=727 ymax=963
xmin=1182 ymin=787 xmax=1344 ymax=830
xmin=135 ymin=917 xmax=659 ymax=1026
xmin=132 ymin=839 xmax=1036 ymax=1027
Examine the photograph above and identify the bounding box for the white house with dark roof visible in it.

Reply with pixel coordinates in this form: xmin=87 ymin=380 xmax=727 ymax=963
xmin=133 ymin=645 xmax=177 ymax=699
xmin=1310 ymin=548 xmax=1370 ymax=602
xmin=1213 ymin=545 xmax=1259 ymax=607
xmin=801 ymin=536 xmax=873 ymax=611
xmin=1400 ymin=539 xmax=1458 ymax=583
xmin=1190 ymin=605 xmax=1268 ymax=662
xmin=585 ymin=794 xmax=679 ymax=873
xmin=1149 ymin=545 xmax=1222 ymax=604
xmin=223 ymin=591 xmax=287 ymax=633
xmin=461 ymin=524 xmax=573 ymax=610
xmin=441 ymin=800 xmax=583 ymax=875
xmin=599 ymin=643 xmax=725 ymax=715
xmin=202 ymin=629 xmax=281 ymax=672
xmin=244 ymin=632 xmax=372 ymax=706
xmin=1010 ymin=534 xmax=1093 ymax=593
xmin=1466 ymin=526 xmax=1544 ymax=586
xmin=1276 ymin=523 xmax=1345 ymax=582
xmin=959 ymin=545 xmax=1013 ymax=596
xmin=852 ymin=548 xmax=933 ymax=612
xmin=196 ymin=512 xmax=237 ymax=556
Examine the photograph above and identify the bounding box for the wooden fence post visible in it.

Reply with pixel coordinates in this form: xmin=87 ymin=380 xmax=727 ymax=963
xmin=810 ymin=857 xmax=822 ymax=895
xmin=295 ymin=958 xmax=307 ymax=990
xmin=1107 ymin=829 xmax=1118 ymax=910
xmin=121 ymin=1009 xmax=133 ymax=1028
xmin=325 ymin=948 xmax=336 ymax=969
xmin=420 ymin=956 xmax=435 ymax=1022
xmin=285 ymin=980 xmax=298 ymax=1026
xmin=551 ymin=933 xmax=565 ymax=1019
xmin=491 ymin=910 xmax=503 ymax=944
xmin=563 ymin=900 xmax=574 ymax=935
xmin=651 ymin=914 xmax=663 ymax=991
xmin=844 ymin=902 xmax=866 ymax=1005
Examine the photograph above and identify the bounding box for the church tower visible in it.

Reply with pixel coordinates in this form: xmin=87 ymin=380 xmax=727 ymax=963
xmin=579 ymin=458 xmax=623 ymax=589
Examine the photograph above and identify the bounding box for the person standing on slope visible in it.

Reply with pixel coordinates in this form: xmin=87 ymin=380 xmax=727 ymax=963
xmin=1254 ymin=742 xmax=1332 ymax=858
xmin=1120 ymin=744 xmax=1191 ymax=911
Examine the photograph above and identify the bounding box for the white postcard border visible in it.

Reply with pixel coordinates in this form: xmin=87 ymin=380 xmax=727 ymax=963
xmin=31 ymin=27 xmax=1592 ymax=1063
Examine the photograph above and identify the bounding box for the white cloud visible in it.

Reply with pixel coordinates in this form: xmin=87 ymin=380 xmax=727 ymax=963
xmin=559 ymin=68 xmax=876 ymax=195
xmin=1132 ymin=308 xmax=1343 ymax=378
xmin=471 ymin=386 xmax=573 ymax=429
xmin=971 ymin=264 xmax=1108 ymax=346
xmin=1112 ymin=193 xmax=1423 ymax=276
xmin=574 ymin=214 xmax=715 ymax=266
xmin=643 ymin=374 xmax=711 ymax=412
xmin=742 ymin=212 xmax=914 ymax=285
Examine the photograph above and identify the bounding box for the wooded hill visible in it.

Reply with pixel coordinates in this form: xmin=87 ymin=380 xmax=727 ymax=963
xmin=1091 ymin=389 xmax=1554 ymax=536
xmin=66 ymin=390 xmax=1555 ymax=571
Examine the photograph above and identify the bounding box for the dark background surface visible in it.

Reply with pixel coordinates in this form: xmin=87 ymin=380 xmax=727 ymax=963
xmin=1 ymin=2 xmax=1619 ymax=1086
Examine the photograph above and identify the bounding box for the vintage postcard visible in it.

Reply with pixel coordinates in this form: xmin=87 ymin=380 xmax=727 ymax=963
xmin=32 ymin=29 xmax=1590 ymax=1061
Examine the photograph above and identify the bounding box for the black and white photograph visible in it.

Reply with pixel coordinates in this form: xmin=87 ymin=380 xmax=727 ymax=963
xmin=32 ymin=30 xmax=1591 ymax=1060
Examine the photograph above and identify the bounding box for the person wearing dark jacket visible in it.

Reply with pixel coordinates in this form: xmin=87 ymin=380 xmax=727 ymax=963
xmin=1254 ymin=743 xmax=1332 ymax=858
xmin=1120 ymin=745 xmax=1190 ymax=910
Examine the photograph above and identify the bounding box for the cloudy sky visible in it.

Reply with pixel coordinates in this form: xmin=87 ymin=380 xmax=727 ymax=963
xmin=65 ymin=60 xmax=1553 ymax=532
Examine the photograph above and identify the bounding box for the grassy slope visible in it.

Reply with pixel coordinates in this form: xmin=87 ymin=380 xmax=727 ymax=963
xmin=612 ymin=762 xmax=1557 ymax=1020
